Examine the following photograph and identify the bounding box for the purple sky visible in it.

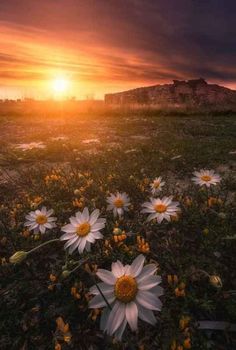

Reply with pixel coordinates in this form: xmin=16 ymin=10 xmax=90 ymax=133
xmin=0 ymin=0 xmax=235 ymax=99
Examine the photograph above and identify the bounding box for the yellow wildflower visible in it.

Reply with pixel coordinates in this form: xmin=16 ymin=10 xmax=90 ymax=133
xmin=179 ymin=316 xmax=191 ymax=330
xmin=183 ymin=338 xmax=191 ymax=349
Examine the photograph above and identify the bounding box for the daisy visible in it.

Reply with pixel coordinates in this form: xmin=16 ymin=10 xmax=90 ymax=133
xmin=89 ymin=255 xmax=163 ymax=340
xmin=192 ymin=169 xmax=221 ymax=187
xmin=141 ymin=196 xmax=180 ymax=223
xmin=24 ymin=206 xmax=57 ymax=234
xmin=106 ymin=192 xmax=130 ymax=217
xmin=60 ymin=207 xmax=106 ymax=254
xmin=150 ymin=177 xmax=165 ymax=196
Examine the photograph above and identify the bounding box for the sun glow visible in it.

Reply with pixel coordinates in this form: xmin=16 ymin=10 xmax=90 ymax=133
xmin=52 ymin=77 xmax=69 ymax=93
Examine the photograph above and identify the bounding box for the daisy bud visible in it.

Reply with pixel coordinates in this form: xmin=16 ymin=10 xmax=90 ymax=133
xmin=9 ymin=251 xmax=28 ymax=264
xmin=61 ymin=270 xmax=71 ymax=279
xmin=202 ymin=228 xmax=209 ymax=235
xmin=113 ymin=227 xmax=122 ymax=235
xmin=74 ymin=189 xmax=80 ymax=196
xmin=209 ymin=275 xmax=222 ymax=288
xmin=218 ymin=212 xmax=226 ymax=219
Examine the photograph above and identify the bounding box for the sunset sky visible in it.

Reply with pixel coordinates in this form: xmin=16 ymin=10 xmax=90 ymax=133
xmin=0 ymin=0 xmax=236 ymax=100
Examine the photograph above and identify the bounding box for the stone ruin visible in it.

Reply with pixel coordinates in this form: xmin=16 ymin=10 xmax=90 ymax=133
xmin=105 ymin=78 xmax=236 ymax=107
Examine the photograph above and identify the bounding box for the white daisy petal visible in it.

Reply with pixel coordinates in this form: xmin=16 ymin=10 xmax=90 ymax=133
xmin=82 ymin=207 xmax=89 ymax=221
xmin=97 ymin=269 xmax=116 ymax=285
xmin=125 ymin=302 xmax=138 ymax=331
xmin=112 ymin=261 xmax=125 ymax=278
xmin=89 ymin=292 xmax=115 ymax=309
xmin=78 ymin=238 xmax=87 ymax=254
xmin=150 ymin=285 xmax=164 ymax=296
xmin=90 ymin=283 xmax=114 ymax=295
xmin=64 ymin=236 xmax=78 ymax=249
xmin=114 ymin=319 xmax=127 ymax=340
xmin=106 ymin=301 xmax=126 ymax=335
xmin=129 ymin=254 xmax=145 ymax=277
xmin=60 ymin=232 xmax=76 ymax=241
xmin=138 ymin=275 xmax=162 ymax=290
xmin=136 ymin=290 xmax=162 ymax=311
xmin=89 ymin=209 xmax=100 ymax=225
xmin=136 ymin=264 xmax=158 ymax=283
xmin=138 ymin=304 xmax=157 ymax=325
xmin=68 ymin=240 xmax=80 ymax=254
xmin=100 ymin=307 xmax=110 ymax=331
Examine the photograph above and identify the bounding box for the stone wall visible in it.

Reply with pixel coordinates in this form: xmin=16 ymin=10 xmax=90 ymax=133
xmin=105 ymin=79 xmax=236 ymax=107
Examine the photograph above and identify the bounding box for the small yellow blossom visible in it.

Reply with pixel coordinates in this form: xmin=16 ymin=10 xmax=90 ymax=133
xmin=179 ymin=316 xmax=191 ymax=330
xmin=21 ymin=229 xmax=31 ymax=238
xmin=171 ymin=212 xmax=181 ymax=222
xmin=55 ymin=342 xmax=61 ymax=350
xmin=90 ymin=308 xmax=101 ymax=321
xmin=183 ymin=338 xmax=191 ymax=349
xmin=56 ymin=317 xmax=72 ymax=343
xmin=136 ymin=235 xmax=150 ymax=253
xmin=175 ymin=282 xmax=186 ymax=297
xmin=184 ymin=197 xmax=192 ymax=207
xmin=207 ymin=197 xmax=223 ymax=207
xmin=167 ymin=275 xmax=178 ymax=285
xmin=71 ymin=286 xmax=81 ymax=299
xmin=113 ymin=227 xmax=127 ymax=243
xmin=72 ymin=198 xmax=84 ymax=208
xmin=49 ymin=274 xmax=57 ymax=283
xmin=45 ymin=173 xmax=62 ymax=185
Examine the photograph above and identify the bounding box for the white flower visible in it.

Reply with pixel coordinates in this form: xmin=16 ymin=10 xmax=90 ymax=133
xmin=24 ymin=206 xmax=57 ymax=234
xmin=150 ymin=177 xmax=165 ymax=196
xmin=107 ymin=192 xmax=130 ymax=217
xmin=60 ymin=207 xmax=106 ymax=254
xmin=141 ymin=196 xmax=180 ymax=223
xmin=89 ymin=255 xmax=163 ymax=340
xmin=16 ymin=142 xmax=46 ymax=151
xmin=192 ymin=169 xmax=221 ymax=187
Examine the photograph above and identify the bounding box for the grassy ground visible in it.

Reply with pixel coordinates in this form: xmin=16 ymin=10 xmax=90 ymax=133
xmin=0 ymin=107 xmax=236 ymax=349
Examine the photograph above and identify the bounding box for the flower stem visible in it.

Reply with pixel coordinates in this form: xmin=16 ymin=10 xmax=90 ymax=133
xmin=93 ymin=278 xmax=112 ymax=310
xmin=28 ymin=238 xmax=61 ymax=255
xmin=69 ymin=258 xmax=89 ymax=274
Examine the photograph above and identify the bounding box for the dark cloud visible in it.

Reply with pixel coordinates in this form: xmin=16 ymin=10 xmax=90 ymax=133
xmin=0 ymin=0 xmax=236 ymax=98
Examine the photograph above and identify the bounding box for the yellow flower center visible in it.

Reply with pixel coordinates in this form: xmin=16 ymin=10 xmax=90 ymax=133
xmin=114 ymin=198 xmax=124 ymax=208
xmin=36 ymin=214 xmax=48 ymax=225
xmin=153 ymin=181 xmax=160 ymax=189
xmin=154 ymin=204 xmax=167 ymax=213
xmin=201 ymin=175 xmax=212 ymax=182
xmin=76 ymin=222 xmax=91 ymax=237
xmin=114 ymin=275 xmax=138 ymax=303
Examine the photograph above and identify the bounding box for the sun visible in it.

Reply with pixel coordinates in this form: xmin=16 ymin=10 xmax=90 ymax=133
xmin=52 ymin=77 xmax=69 ymax=93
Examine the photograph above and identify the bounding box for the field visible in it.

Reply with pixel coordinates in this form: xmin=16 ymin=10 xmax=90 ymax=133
xmin=0 ymin=104 xmax=236 ymax=350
